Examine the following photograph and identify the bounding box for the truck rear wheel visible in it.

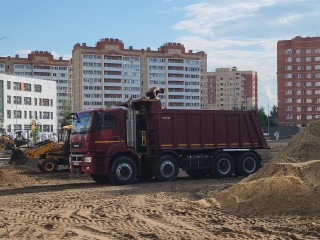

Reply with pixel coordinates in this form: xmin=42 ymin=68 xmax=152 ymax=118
xmin=42 ymin=159 xmax=58 ymax=173
xmin=210 ymin=153 xmax=235 ymax=178
xmin=235 ymin=152 xmax=261 ymax=176
xmin=185 ymin=169 xmax=209 ymax=178
xmin=108 ymin=156 xmax=137 ymax=185
xmin=153 ymin=155 xmax=179 ymax=182
xmin=91 ymin=174 xmax=109 ymax=184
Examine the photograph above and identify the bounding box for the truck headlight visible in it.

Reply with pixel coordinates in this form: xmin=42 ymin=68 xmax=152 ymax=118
xmin=84 ymin=157 xmax=92 ymax=163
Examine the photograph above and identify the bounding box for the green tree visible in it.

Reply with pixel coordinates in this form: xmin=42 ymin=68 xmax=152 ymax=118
xmin=30 ymin=119 xmax=40 ymax=142
xmin=269 ymin=105 xmax=278 ymax=127
xmin=252 ymin=106 xmax=268 ymax=131
xmin=60 ymin=101 xmax=72 ymax=127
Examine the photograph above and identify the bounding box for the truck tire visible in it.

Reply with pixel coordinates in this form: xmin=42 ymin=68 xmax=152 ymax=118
xmin=42 ymin=159 xmax=58 ymax=173
xmin=153 ymin=155 xmax=179 ymax=182
xmin=108 ymin=156 xmax=137 ymax=185
xmin=91 ymin=174 xmax=109 ymax=184
xmin=235 ymin=152 xmax=261 ymax=176
xmin=185 ymin=169 xmax=209 ymax=178
xmin=210 ymin=153 xmax=235 ymax=178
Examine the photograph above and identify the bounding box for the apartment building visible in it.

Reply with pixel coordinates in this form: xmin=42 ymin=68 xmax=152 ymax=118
xmin=277 ymin=36 xmax=320 ymax=127
xmin=71 ymin=38 xmax=207 ymax=112
xmin=0 ymin=73 xmax=57 ymax=132
xmin=0 ymin=51 xmax=70 ymax=125
xmin=207 ymin=67 xmax=258 ymax=110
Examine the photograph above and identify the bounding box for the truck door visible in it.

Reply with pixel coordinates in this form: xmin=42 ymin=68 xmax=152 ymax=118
xmin=92 ymin=111 xmax=126 ymax=154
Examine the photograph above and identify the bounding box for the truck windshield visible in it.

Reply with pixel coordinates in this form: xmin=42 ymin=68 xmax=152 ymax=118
xmin=72 ymin=112 xmax=93 ymax=134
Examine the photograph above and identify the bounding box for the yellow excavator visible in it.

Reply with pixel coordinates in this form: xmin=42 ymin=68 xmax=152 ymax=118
xmin=9 ymin=125 xmax=72 ymax=173
xmin=0 ymin=130 xmax=30 ymax=151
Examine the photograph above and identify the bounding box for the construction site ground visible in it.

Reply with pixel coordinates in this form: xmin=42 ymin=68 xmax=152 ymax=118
xmin=0 ymin=138 xmax=319 ymax=240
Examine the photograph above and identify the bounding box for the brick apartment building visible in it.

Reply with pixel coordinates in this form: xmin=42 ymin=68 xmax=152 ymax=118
xmin=277 ymin=36 xmax=320 ymax=127
xmin=0 ymin=51 xmax=70 ymax=125
xmin=207 ymin=67 xmax=258 ymax=110
xmin=71 ymin=38 xmax=207 ymax=112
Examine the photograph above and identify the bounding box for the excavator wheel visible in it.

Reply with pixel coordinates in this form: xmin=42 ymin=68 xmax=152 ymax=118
xmin=8 ymin=149 xmax=28 ymax=166
xmin=41 ymin=159 xmax=58 ymax=173
xmin=0 ymin=143 xmax=5 ymax=151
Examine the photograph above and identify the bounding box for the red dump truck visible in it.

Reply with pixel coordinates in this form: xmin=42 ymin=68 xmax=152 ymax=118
xmin=69 ymin=98 xmax=269 ymax=185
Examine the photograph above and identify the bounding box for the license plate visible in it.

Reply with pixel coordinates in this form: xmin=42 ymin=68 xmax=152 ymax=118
xmin=73 ymin=161 xmax=80 ymax=166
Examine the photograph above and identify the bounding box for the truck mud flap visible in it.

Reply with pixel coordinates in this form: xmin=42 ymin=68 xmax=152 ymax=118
xmin=8 ymin=149 xmax=28 ymax=166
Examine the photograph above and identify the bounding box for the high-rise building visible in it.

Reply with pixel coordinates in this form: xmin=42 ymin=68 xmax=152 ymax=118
xmin=0 ymin=51 xmax=71 ymax=125
xmin=277 ymin=36 xmax=320 ymax=127
xmin=71 ymin=38 xmax=207 ymax=112
xmin=206 ymin=67 xmax=258 ymax=110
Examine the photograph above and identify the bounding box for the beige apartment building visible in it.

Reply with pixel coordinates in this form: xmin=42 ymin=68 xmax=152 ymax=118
xmin=277 ymin=36 xmax=320 ymax=127
xmin=0 ymin=51 xmax=71 ymax=125
xmin=71 ymin=38 xmax=207 ymax=112
xmin=206 ymin=67 xmax=258 ymax=110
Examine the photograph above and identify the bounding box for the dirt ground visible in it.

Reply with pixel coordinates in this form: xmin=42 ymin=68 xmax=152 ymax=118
xmin=0 ymin=137 xmax=320 ymax=239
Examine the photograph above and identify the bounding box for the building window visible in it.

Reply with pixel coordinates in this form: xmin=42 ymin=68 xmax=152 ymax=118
xmin=297 ymin=115 xmax=301 ymax=120
xmin=315 ymin=82 xmax=320 ymax=87
xmin=7 ymin=96 xmax=11 ymax=104
xmin=286 ymin=49 xmax=292 ymax=54
xmin=296 ymin=90 xmax=301 ymax=95
xmin=296 ymin=99 xmax=302 ymax=103
xmin=296 ymin=66 xmax=302 ymax=70
xmin=307 ymin=107 xmax=312 ymax=111
xmin=34 ymin=98 xmax=37 ymax=106
xmin=306 ymin=98 xmax=312 ymax=103
xmin=285 ymin=90 xmax=292 ymax=95
xmin=24 ymin=83 xmax=31 ymax=91
xmin=315 ymin=48 xmax=320 ymax=53
xmin=7 ymin=81 xmax=11 ymax=90
xmin=306 ymin=57 xmax=312 ymax=62
xmin=316 ymin=73 xmax=320 ymax=78
xmin=286 ymin=98 xmax=292 ymax=103
xmin=306 ymin=90 xmax=312 ymax=95
xmin=306 ymin=65 xmax=312 ymax=70
xmin=315 ymin=57 xmax=320 ymax=61
xmin=306 ymin=49 xmax=312 ymax=54
xmin=306 ymin=74 xmax=312 ymax=78
xmin=14 ymin=110 xmax=22 ymax=119
xmin=285 ymin=73 xmax=292 ymax=79
xmin=296 ymin=58 xmax=301 ymax=62
xmin=13 ymin=82 xmax=21 ymax=90
xmin=285 ymin=82 xmax=292 ymax=87
xmin=296 ymin=49 xmax=301 ymax=54
xmin=296 ymin=82 xmax=301 ymax=87
xmin=34 ymin=84 xmax=42 ymax=92
xmin=23 ymin=97 xmax=31 ymax=105
xmin=306 ymin=82 xmax=312 ymax=87
xmin=29 ymin=111 xmax=32 ymax=119
xmin=13 ymin=96 xmax=22 ymax=104
xmin=286 ymin=57 xmax=292 ymax=62
xmin=296 ymin=74 xmax=302 ymax=78
xmin=24 ymin=111 xmax=27 ymax=119
xmin=7 ymin=110 xmax=11 ymax=119
xmin=296 ymin=107 xmax=301 ymax=112
xmin=285 ymin=65 xmax=292 ymax=71
xmin=307 ymin=115 xmax=312 ymax=120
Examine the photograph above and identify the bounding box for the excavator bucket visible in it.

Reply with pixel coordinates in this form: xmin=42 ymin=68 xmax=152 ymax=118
xmin=8 ymin=148 xmax=28 ymax=166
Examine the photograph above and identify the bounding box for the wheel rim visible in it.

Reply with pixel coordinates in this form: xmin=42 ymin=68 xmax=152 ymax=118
xmin=160 ymin=160 xmax=174 ymax=178
xmin=116 ymin=163 xmax=132 ymax=180
xmin=243 ymin=157 xmax=256 ymax=173
xmin=44 ymin=162 xmax=55 ymax=172
xmin=218 ymin=158 xmax=231 ymax=174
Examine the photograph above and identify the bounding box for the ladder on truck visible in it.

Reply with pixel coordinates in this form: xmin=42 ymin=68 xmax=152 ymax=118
xmin=146 ymin=116 xmax=158 ymax=153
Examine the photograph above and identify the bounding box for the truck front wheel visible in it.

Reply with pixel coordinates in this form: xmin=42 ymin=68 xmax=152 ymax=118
xmin=108 ymin=156 xmax=137 ymax=185
xmin=235 ymin=152 xmax=261 ymax=176
xmin=210 ymin=153 xmax=235 ymax=178
xmin=153 ymin=155 xmax=179 ymax=182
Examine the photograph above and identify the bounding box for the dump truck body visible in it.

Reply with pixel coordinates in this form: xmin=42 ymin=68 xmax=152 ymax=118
xmin=69 ymin=99 xmax=269 ymax=185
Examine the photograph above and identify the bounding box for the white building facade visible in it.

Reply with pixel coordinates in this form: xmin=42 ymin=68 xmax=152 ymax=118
xmin=0 ymin=74 xmax=57 ymax=133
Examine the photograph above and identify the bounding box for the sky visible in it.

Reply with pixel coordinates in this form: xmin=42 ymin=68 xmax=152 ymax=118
xmin=1 ymin=0 xmax=319 ymax=113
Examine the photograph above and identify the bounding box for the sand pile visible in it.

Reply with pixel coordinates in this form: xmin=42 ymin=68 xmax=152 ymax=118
xmin=212 ymin=119 xmax=320 ymax=216
xmin=0 ymin=168 xmax=36 ymax=187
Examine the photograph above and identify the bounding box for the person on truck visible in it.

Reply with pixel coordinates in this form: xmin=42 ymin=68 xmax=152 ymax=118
xmin=146 ymin=86 xmax=164 ymax=99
